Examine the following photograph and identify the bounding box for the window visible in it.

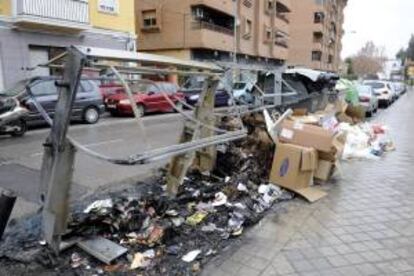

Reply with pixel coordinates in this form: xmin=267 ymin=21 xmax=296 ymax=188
xmin=98 ymin=0 xmax=119 ymax=14
xmin=243 ymin=18 xmax=252 ymax=38
xmin=243 ymin=0 xmax=253 ymax=8
xmin=142 ymin=9 xmax=158 ymax=28
xmin=267 ymin=0 xmax=275 ymax=12
xmin=311 ymin=51 xmax=322 ymax=61
xmin=79 ymin=80 xmax=95 ymax=93
xmin=365 ymin=82 xmax=385 ymax=89
xmin=313 ymin=32 xmax=323 ymax=43
xmin=328 ymin=54 xmax=333 ymax=64
xmin=31 ymin=81 xmax=57 ymax=97
xmin=265 ymin=27 xmax=272 ymax=42
xmin=314 ymin=12 xmax=324 ymax=23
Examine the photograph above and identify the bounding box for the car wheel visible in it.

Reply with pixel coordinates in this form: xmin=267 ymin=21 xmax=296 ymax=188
xmin=175 ymin=101 xmax=183 ymax=112
xmin=83 ymin=106 xmax=100 ymax=124
xmin=136 ymin=104 xmax=145 ymax=118
xmin=10 ymin=119 xmax=27 ymax=137
xmin=109 ymin=110 xmax=119 ymax=117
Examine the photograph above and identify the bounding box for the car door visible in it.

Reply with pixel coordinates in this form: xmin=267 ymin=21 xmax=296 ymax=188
xmin=143 ymin=84 xmax=163 ymax=112
xmin=73 ymin=80 xmax=98 ymax=117
xmin=164 ymin=83 xmax=179 ymax=111
xmin=29 ymin=80 xmax=58 ymax=120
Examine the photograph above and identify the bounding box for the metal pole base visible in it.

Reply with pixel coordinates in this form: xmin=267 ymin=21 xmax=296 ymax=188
xmin=0 ymin=190 xmax=17 ymax=240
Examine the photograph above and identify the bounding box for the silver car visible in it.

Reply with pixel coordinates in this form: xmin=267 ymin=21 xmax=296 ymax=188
xmin=356 ymin=84 xmax=378 ymax=117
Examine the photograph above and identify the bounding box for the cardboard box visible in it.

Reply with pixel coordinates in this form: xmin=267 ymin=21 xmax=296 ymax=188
xmin=269 ymin=143 xmax=327 ymax=202
xmin=315 ymin=160 xmax=335 ymax=182
xmin=279 ymin=120 xmax=336 ymax=153
xmin=317 ymin=132 xmax=347 ymax=162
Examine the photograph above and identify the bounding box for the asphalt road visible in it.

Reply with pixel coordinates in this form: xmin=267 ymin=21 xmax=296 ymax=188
xmin=0 ymin=113 xmax=185 ymax=218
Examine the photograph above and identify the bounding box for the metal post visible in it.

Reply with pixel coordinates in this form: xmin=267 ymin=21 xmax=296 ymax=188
xmin=0 ymin=190 xmax=17 ymax=240
xmin=41 ymin=47 xmax=85 ymax=254
xmin=233 ymin=0 xmax=238 ymax=64
xmin=166 ymin=77 xmax=219 ymax=196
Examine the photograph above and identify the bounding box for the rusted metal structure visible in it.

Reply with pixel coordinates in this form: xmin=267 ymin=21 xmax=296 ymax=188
xmin=25 ymin=46 xmax=247 ymax=253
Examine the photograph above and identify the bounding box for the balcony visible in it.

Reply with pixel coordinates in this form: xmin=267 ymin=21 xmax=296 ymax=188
xmin=188 ymin=21 xmax=234 ymax=52
xmin=276 ymin=0 xmax=291 ymax=24
xmin=14 ymin=0 xmax=90 ymax=31
xmin=274 ymin=30 xmax=289 ymax=49
xmin=191 ymin=21 xmax=234 ymax=36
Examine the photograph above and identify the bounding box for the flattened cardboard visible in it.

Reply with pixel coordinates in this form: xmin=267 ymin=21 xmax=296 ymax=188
xmin=269 ymin=143 xmax=326 ymax=203
xmin=279 ymin=120 xmax=335 ymax=153
xmin=294 ymin=187 xmax=327 ymax=203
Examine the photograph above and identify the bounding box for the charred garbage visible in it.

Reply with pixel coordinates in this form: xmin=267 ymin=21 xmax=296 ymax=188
xmin=0 ymin=115 xmax=293 ymax=275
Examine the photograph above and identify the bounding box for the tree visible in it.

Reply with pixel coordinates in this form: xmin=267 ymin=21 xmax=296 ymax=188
xmin=396 ymin=48 xmax=407 ymax=64
xmin=350 ymin=41 xmax=387 ymax=77
xmin=407 ymin=35 xmax=414 ymax=61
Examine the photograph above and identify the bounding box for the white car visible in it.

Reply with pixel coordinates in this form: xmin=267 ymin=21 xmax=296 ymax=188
xmin=232 ymin=82 xmax=254 ymax=104
xmin=392 ymin=82 xmax=406 ymax=97
xmin=363 ymin=80 xmax=394 ymax=107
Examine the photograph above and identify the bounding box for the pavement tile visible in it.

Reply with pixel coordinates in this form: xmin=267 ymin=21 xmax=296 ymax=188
xmin=247 ymin=256 xmax=271 ymax=271
xmin=237 ymin=265 xmax=262 ymax=276
xmin=327 ymin=255 xmax=350 ymax=267
xmin=343 ymin=253 xmax=366 ymax=265
xmin=354 ymin=263 xmax=382 ymax=275
xmin=289 ymin=259 xmax=314 ymax=273
xmin=308 ymin=257 xmax=332 ymax=270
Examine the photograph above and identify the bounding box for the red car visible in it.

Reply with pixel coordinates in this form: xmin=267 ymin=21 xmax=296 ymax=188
xmin=105 ymin=82 xmax=185 ymax=117
xmin=99 ymin=83 xmax=124 ymax=101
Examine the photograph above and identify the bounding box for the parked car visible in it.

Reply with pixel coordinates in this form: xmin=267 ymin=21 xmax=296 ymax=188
xmin=182 ymin=81 xmax=232 ymax=107
xmin=356 ymin=85 xmax=378 ymax=117
xmin=232 ymin=82 xmax=254 ymax=104
xmin=105 ymin=82 xmax=184 ymax=117
xmin=392 ymin=82 xmax=406 ymax=97
xmin=5 ymin=77 xmax=105 ymax=125
xmin=99 ymin=83 xmax=124 ymax=101
xmin=363 ymin=80 xmax=394 ymax=107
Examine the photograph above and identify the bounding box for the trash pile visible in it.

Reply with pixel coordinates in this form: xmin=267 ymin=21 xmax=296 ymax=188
xmin=339 ymin=122 xmax=395 ymax=160
xmin=0 ymin=121 xmax=293 ymax=275
xmin=0 ymin=102 xmax=396 ymax=275
xmin=59 ymin=162 xmax=292 ymax=274
xmin=265 ymin=99 xmax=395 ymax=202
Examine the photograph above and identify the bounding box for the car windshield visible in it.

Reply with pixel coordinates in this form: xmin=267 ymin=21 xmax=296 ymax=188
xmin=365 ymin=82 xmax=385 ymax=89
xmin=357 ymin=85 xmax=372 ymax=96
xmin=0 ymin=80 xmax=28 ymax=97
xmin=233 ymin=83 xmax=246 ymax=90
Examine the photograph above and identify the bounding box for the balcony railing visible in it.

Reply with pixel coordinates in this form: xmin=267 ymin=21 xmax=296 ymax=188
xmin=191 ymin=21 xmax=234 ymax=36
xmin=276 ymin=13 xmax=289 ymax=24
xmin=15 ymin=0 xmax=90 ymax=27
xmin=275 ymin=39 xmax=288 ymax=48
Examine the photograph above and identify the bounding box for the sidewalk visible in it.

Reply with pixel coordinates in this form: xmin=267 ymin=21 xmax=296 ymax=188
xmin=203 ymin=91 xmax=414 ymax=276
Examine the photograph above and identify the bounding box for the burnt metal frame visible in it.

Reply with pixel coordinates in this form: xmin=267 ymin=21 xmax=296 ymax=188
xmin=37 ymin=46 xmax=247 ymax=253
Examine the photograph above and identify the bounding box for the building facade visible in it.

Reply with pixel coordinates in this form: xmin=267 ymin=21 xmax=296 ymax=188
xmin=0 ymin=0 xmax=135 ymax=90
xmin=135 ymin=0 xmax=291 ymax=68
xmin=288 ymin=0 xmax=347 ymax=72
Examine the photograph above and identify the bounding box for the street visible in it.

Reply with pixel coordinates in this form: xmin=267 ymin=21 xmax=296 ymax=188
xmin=0 ymin=113 xmax=184 ymax=218
xmin=202 ymin=90 xmax=414 ymax=275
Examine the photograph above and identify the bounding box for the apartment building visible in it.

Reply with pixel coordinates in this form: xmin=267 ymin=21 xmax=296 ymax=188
xmin=0 ymin=0 xmax=135 ymax=90
xmin=288 ymin=0 xmax=347 ymax=72
xmin=135 ymin=0 xmax=291 ymax=68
